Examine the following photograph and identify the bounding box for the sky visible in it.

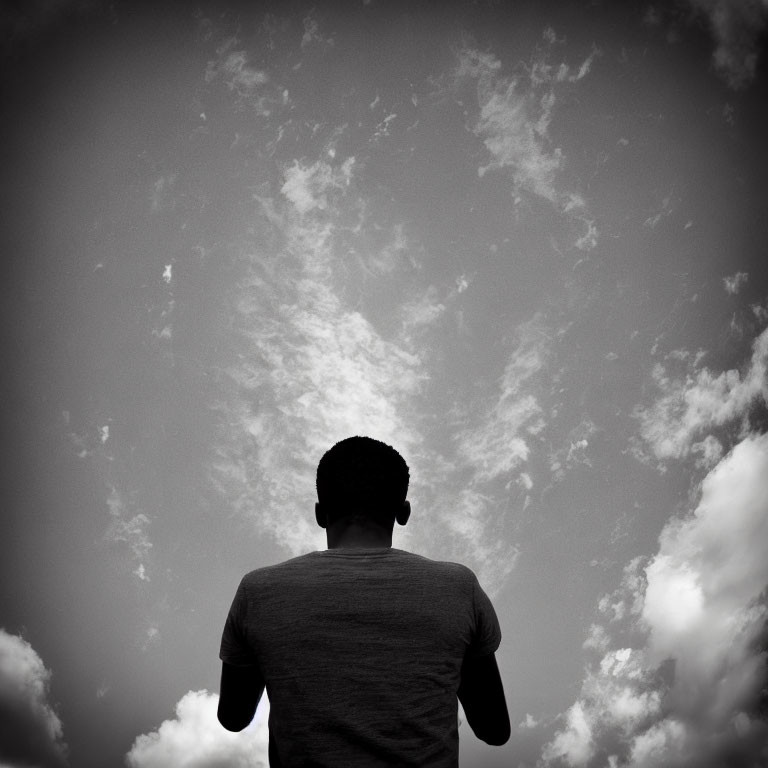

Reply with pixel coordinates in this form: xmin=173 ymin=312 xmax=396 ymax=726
xmin=0 ymin=0 xmax=767 ymax=766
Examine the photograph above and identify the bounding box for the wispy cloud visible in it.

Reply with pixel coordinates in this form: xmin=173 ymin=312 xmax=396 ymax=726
xmin=204 ymin=36 xmax=285 ymax=115
xmin=301 ymin=10 xmax=334 ymax=48
xmin=636 ymin=326 xmax=768 ymax=461
xmin=0 ymin=629 xmax=67 ymax=768
xmin=455 ymin=30 xmax=600 ymax=250
xmin=280 ymin=157 xmax=355 ymax=216
xmin=208 ymin=154 xmax=428 ymax=557
xmin=103 ymin=485 xmax=153 ymax=582
xmin=434 ymin=316 xmax=551 ymax=591
xmin=206 ymin=44 xmax=268 ymax=93
xmin=723 ymin=270 xmax=748 ymax=295
xmin=206 ymin=143 xmax=522 ymax=592
xmin=126 ymin=690 xmax=269 ymax=768
xmin=549 ymin=419 xmax=598 ymax=483
xmin=455 ymin=318 xmax=548 ymax=482
xmin=540 ymin=432 xmax=768 ymax=768
xmin=149 ymin=174 xmax=176 ymax=214
xmin=460 ymin=45 xmax=562 ymax=202
xmin=682 ymin=0 xmax=768 ymax=89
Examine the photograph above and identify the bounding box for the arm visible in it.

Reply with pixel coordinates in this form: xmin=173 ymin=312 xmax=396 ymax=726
xmin=217 ymin=661 xmax=265 ymax=732
xmin=457 ymin=652 xmax=511 ymax=746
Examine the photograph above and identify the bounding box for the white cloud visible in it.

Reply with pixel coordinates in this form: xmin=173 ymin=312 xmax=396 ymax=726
xmin=691 ymin=434 xmax=723 ymax=469
xmin=150 ymin=174 xmax=176 ymax=213
xmin=211 ymin=145 xmax=520 ymax=589
xmin=540 ymin=433 xmax=768 ymax=768
xmin=682 ymin=0 xmax=768 ymax=89
xmin=455 ymin=318 xmax=548 ymax=482
xmin=643 ymin=434 xmax=768 ymax=681
xmin=103 ymin=486 xmax=152 ymax=582
xmin=723 ymin=270 xmax=748 ymax=294
xmin=518 ymin=472 xmax=534 ymax=491
xmin=542 ymin=701 xmax=594 ymax=767
xmin=204 ymin=38 xmax=283 ymax=115
xmin=751 ymin=301 xmax=768 ymax=322
xmin=549 ymin=420 xmax=597 ymax=482
xmin=626 ymin=718 xmax=687 ymax=768
xmin=399 ymin=286 xmax=446 ymax=335
xmin=126 ymin=690 xmax=269 ymax=768
xmin=473 ymin=71 xmax=563 ymax=202
xmin=210 ymin=161 xmax=428 ymax=557
xmin=530 ymin=38 xmax=599 ymax=87
xmin=301 ymin=11 xmax=333 ymax=48
xmin=455 ymin=40 xmax=598 ymax=249
xmin=217 ymin=51 xmax=268 ymax=92
xmin=637 ymin=326 xmax=768 ymax=460
xmin=210 ymin=272 xmax=427 ymax=555
xmin=574 ymin=219 xmax=599 ymax=252
xmin=280 ymin=157 xmax=355 ymax=216
xmin=372 ymin=112 xmax=397 ymax=141
xmin=521 ymin=713 xmax=541 ymax=729
xmin=0 ymin=629 xmax=67 ymax=768
xmin=582 ymin=624 xmax=610 ymax=653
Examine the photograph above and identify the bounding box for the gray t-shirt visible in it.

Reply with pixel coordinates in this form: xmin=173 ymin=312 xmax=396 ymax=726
xmin=219 ymin=547 xmax=502 ymax=767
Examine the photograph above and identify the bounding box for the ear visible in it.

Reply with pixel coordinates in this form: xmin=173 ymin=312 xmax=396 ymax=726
xmin=315 ymin=502 xmax=327 ymax=529
xmin=395 ymin=500 xmax=411 ymax=527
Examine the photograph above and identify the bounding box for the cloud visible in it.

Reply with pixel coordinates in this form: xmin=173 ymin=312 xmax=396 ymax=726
xmin=399 ymin=286 xmax=447 ymax=337
xmin=428 ymin=317 xmax=552 ymax=591
xmin=574 ymin=220 xmax=599 ymax=252
xmin=540 ymin=432 xmax=768 ymax=768
xmin=455 ymin=34 xmax=599 ymax=248
xmin=103 ymin=485 xmax=153 ymax=582
xmin=209 ymin=49 xmax=268 ymax=93
xmin=522 ymin=713 xmax=542 ymax=729
xmin=209 ymin=156 xmax=428 ymax=557
xmin=0 ymin=630 xmax=67 ymax=768
xmin=465 ymin=48 xmax=563 ymax=202
xmin=636 ymin=326 xmax=768 ymax=461
xmin=549 ymin=420 xmax=597 ymax=483
xmin=301 ymin=11 xmax=333 ymax=48
xmin=149 ymin=175 xmax=176 ymax=213
xmin=204 ymin=37 xmax=283 ymax=115
xmin=643 ymin=435 xmax=768 ymax=679
xmin=542 ymin=700 xmax=595 ymax=766
xmin=208 ymin=142 xmax=521 ymax=591
xmin=723 ymin=270 xmax=748 ymax=295
xmin=682 ymin=0 xmax=768 ymax=89
xmin=126 ymin=690 xmax=269 ymax=768
xmin=280 ymin=157 xmax=355 ymax=216
xmin=455 ymin=317 xmax=548 ymax=482
xmin=210 ymin=274 xmax=427 ymax=554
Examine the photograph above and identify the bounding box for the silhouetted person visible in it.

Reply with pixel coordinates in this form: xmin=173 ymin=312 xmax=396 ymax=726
xmin=218 ymin=435 xmax=510 ymax=766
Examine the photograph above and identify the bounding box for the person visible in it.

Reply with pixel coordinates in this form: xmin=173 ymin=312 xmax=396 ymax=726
xmin=218 ymin=435 xmax=510 ymax=766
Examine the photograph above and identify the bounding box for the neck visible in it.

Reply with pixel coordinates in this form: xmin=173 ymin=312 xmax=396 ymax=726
xmin=326 ymin=519 xmax=393 ymax=549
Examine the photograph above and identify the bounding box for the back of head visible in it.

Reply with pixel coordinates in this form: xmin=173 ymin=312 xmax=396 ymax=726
xmin=316 ymin=436 xmax=410 ymax=526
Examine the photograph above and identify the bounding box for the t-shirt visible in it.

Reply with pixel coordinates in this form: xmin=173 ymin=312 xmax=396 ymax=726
xmin=219 ymin=547 xmax=501 ymax=768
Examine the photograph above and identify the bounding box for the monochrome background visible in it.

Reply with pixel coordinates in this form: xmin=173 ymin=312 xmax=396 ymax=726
xmin=1 ymin=1 xmax=767 ymax=766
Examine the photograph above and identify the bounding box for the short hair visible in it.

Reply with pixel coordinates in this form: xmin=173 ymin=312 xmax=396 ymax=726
xmin=316 ymin=436 xmax=410 ymax=523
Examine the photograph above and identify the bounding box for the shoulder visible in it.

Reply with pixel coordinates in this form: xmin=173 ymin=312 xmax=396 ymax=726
xmin=392 ymin=549 xmax=478 ymax=588
xmin=239 ymin=553 xmax=320 ymax=588
xmin=406 ymin=549 xmax=475 ymax=574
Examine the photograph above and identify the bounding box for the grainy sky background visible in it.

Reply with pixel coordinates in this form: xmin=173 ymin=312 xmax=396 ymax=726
xmin=1 ymin=1 xmax=767 ymax=767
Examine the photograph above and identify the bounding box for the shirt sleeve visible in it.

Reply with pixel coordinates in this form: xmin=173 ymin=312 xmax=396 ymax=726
xmin=219 ymin=577 xmax=259 ymax=667
xmin=466 ymin=571 xmax=502 ymax=658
